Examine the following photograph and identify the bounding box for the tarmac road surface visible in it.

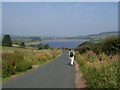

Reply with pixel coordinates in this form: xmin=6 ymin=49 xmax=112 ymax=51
xmin=3 ymin=51 xmax=75 ymax=88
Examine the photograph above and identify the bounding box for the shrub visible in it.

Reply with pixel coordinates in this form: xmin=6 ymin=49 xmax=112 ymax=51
xmin=75 ymin=52 xmax=119 ymax=88
xmin=102 ymin=37 xmax=120 ymax=55
xmin=2 ymin=52 xmax=24 ymax=78
xmin=15 ymin=60 xmax=32 ymax=72
xmin=19 ymin=42 xmax=26 ymax=48
xmin=76 ymin=36 xmax=120 ymax=88
xmin=79 ymin=45 xmax=91 ymax=54
xmin=44 ymin=44 xmax=50 ymax=49
xmin=78 ymin=36 xmax=120 ymax=56
xmin=91 ymin=43 xmax=103 ymax=55
xmin=38 ymin=43 xmax=50 ymax=50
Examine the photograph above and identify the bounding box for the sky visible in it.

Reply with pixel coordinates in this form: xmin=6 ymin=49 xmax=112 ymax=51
xmin=2 ymin=2 xmax=118 ymax=37
xmin=1 ymin=0 xmax=120 ymax=2
xmin=0 ymin=2 xmax=1 ymax=35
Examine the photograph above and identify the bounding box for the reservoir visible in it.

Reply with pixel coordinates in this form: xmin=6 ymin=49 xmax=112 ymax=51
xmin=39 ymin=39 xmax=88 ymax=49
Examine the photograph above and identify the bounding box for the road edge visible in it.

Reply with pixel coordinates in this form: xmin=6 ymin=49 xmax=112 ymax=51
xmin=74 ymin=61 xmax=87 ymax=88
xmin=2 ymin=50 xmax=62 ymax=83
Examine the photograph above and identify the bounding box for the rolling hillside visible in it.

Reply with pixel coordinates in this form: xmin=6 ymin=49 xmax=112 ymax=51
xmin=66 ymin=31 xmax=118 ymax=39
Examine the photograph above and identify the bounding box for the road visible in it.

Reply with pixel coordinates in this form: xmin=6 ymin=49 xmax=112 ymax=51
xmin=3 ymin=51 xmax=75 ymax=88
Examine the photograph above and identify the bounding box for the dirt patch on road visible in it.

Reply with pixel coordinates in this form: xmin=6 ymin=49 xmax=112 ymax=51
xmin=74 ymin=61 xmax=87 ymax=88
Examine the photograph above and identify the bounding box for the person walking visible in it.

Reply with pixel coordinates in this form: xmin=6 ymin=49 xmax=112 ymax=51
xmin=69 ymin=50 xmax=75 ymax=66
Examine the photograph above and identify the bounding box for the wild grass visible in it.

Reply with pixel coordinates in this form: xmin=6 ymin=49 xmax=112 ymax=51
xmin=2 ymin=46 xmax=60 ymax=78
xmin=75 ymin=51 xmax=119 ymax=88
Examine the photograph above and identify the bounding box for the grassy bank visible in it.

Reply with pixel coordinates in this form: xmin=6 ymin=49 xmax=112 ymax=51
xmin=2 ymin=46 xmax=60 ymax=78
xmin=75 ymin=36 xmax=119 ymax=88
xmin=75 ymin=52 xmax=119 ymax=88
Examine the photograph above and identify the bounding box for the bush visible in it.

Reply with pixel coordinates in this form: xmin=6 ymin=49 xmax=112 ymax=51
xmin=78 ymin=36 xmax=120 ymax=56
xmin=75 ymin=52 xmax=119 ymax=88
xmin=3 ymin=63 xmax=15 ymax=78
xmin=44 ymin=44 xmax=50 ymax=49
xmin=78 ymin=45 xmax=91 ymax=54
xmin=102 ymin=37 xmax=120 ymax=55
xmin=19 ymin=42 xmax=26 ymax=48
xmin=2 ymin=52 xmax=24 ymax=78
xmin=37 ymin=43 xmax=43 ymax=50
xmin=15 ymin=60 xmax=32 ymax=72
xmin=92 ymin=43 xmax=103 ymax=55
xmin=76 ymin=36 xmax=120 ymax=88
xmin=38 ymin=44 xmax=50 ymax=50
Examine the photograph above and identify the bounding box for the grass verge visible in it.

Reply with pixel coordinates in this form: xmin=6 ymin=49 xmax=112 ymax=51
xmin=75 ymin=51 xmax=119 ymax=88
xmin=2 ymin=46 xmax=61 ymax=81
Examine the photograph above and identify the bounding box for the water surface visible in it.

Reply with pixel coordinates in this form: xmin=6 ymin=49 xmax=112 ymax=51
xmin=40 ymin=39 xmax=88 ymax=48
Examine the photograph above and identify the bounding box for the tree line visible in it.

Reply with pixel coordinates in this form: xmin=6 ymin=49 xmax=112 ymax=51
xmin=2 ymin=34 xmax=50 ymax=50
xmin=2 ymin=34 xmax=26 ymax=48
xmin=76 ymin=36 xmax=120 ymax=60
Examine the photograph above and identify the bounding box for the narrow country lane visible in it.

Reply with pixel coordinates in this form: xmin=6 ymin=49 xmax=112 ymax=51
xmin=3 ymin=51 xmax=75 ymax=88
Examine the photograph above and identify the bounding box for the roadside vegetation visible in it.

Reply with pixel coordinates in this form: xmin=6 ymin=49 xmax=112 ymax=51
xmin=2 ymin=46 xmax=60 ymax=78
xmin=75 ymin=36 xmax=119 ymax=88
xmin=1 ymin=34 xmax=61 ymax=79
xmin=30 ymin=43 xmax=50 ymax=50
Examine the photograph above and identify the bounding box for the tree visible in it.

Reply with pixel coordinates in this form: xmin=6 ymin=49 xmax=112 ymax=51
xmin=44 ymin=44 xmax=50 ymax=49
xmin=102 ymin=37 xmax=120 ymax=55
xmin=2 ymin=34 xmax=12 ymax=47
xmin=20 ymin=42 xmax=26 ymax=48
xmin=38 ymin=43 xmax=44 ymax=50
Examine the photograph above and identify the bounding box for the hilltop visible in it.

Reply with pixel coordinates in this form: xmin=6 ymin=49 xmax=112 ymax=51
xmin=66 ymin=31 xmax=118 ymax=39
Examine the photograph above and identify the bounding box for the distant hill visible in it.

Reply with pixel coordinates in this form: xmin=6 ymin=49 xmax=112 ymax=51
xmin=1 ymin=31 xmax=118 ymax=43
xmin=1 ymin=34 xmax=64 ymax=39
xmin=66 ymin=31 xmax=118 ymax=39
